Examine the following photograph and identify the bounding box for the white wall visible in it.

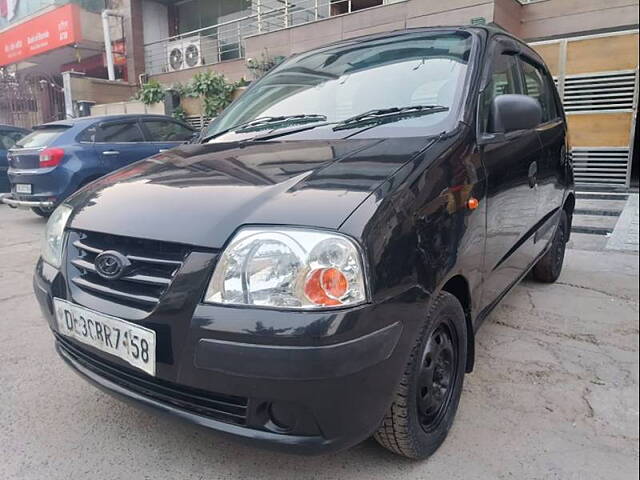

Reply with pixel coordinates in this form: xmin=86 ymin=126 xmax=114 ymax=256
xmin=142 ymin=0 xmax=169 ymax=44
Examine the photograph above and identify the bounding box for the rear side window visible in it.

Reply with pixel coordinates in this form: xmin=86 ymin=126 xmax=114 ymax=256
xmin=143 ymin=120 xmax=193 ymax=142
xmin=94 ymin=122 xmax=145 ymax=142
xmin=14 ymin=127 xmax=69 ymax=149
xmin=520 ymin=58 xmax=556 ymax=122
xmin=481 ymin=52 xmax=521 ymax=133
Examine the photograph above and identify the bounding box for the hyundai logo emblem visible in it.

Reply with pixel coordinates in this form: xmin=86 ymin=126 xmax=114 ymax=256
xmin=94 ymin=251 xmax=130 ymax=280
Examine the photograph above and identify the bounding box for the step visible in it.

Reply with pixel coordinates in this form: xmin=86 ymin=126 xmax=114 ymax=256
xmin=574 ymin=208 xmax=622 ymax=217
xmin=576 ymin=192 xmax=629 ymax=201
xmin=567 ymin=232 xmax=609 ymax=251
xmin=574 ymin=196 xmax=626 ymax=213
xmin=572 ymin=214 xmax=619 ymax=232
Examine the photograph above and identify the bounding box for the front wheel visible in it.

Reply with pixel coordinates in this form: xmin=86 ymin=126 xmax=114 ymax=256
xmin=374 ymin=292 xmax=467 ymax=459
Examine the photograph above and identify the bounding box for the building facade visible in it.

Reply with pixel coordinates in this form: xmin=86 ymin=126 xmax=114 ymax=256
xmin=0 ymin=0 xmax=141 ymax=126
xmin=137 ymin=0 xmax=639 ymax=188
xmin=1 ymin=0 xmax=639 ymax=187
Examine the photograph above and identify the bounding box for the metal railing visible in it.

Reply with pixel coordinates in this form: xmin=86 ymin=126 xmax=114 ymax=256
xmin=143 ymin=0 xmax=404 ymax=76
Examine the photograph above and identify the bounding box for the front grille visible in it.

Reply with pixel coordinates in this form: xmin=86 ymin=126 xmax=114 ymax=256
xmin=67 ymin=230 xmax=189 ymax=310
xmin=57 ymin=335 xmax=249 ymax=425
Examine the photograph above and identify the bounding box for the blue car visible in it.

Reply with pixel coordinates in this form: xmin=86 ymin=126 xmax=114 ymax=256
xmin=1 ymin=115 xmax=195 ymax=217
xmin=0 ymin=124 xmax=31 ymax=193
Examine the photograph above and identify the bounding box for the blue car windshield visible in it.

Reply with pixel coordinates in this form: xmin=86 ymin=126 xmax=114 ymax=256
xmin=207 ymin=31 xmax=473 ymax=137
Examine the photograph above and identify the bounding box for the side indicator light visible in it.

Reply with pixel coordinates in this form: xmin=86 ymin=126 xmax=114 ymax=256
xmin=467 ymin=198 xmax=479 ymax=210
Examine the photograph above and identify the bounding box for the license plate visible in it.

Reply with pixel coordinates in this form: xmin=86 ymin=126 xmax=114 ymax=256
xmin=15 ymin=184 xmax=31 ymax=194
xmin=54 ymin=298 xmax=156 ymax=376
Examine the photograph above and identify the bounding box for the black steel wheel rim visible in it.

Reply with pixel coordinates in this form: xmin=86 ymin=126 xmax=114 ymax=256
xmin=553 ymin=223 xmax=566 ymax=276
xmin=416 ymin=321 xmax=458 ymax=432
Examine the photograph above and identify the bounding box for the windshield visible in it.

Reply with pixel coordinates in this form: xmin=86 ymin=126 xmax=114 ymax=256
xmin=14 ymin=126 xmax=70 ymax=149
xmin=207 ymin=32 xmax=473 ymax=138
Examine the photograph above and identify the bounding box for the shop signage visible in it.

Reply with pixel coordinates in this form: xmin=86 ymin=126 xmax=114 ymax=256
xmin=0 ymin=3 xmax=81 ymax=66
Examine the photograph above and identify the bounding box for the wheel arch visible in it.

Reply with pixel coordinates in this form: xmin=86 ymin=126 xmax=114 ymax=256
xmin=441 ymin=274 xmax=475 ymax=373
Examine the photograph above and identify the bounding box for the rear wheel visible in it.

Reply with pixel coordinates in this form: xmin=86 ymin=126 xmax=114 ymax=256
xmin=31 ymin=207 xmax=53 ymax=218
xmin=532 ymin=210 xmax=568 ymax=283
xmin=374 ymin=292 xmax=467 ymax=459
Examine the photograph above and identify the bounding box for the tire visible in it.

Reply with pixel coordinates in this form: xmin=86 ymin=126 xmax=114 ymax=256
xmin=374 ymin=292 xmax=467 ymax=459
xmin=31 ymin=207 xmax=53 ymax=218
xmin=532 ymin=210 xmax=568 ymax=283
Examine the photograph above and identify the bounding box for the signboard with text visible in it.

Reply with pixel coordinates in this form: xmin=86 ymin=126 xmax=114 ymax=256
xmin=0 ymin=3 xmax=82 ymax=66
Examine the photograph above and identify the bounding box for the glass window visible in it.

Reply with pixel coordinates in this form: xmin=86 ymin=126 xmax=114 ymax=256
xmin=520 ymin=59 xmax=555 ymax=122
xmin=207 ymin=32 xmax=474 ymax=137
xmin=331 ymin=0 xmax=384 ymax=15
xmin=178 ymin=0 xmax=201 ymax=33
xmin=177 ymin=0 xmax=251 ymax=34
xmin=15 ymin=127 xmax=70 ymax=149
xmin=481 ymin=52 xmax=520 ymax=133
xmin=95 ymin=122 xmax=145 ymax=143
xmin=143 ymin=120 xmax=194 ymax=142
xmin=0 ymin=130 xmax=27 ymax=150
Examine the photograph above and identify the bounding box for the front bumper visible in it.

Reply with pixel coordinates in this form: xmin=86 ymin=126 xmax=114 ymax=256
xmin=34 ymin=257 xmax=427 ymax=454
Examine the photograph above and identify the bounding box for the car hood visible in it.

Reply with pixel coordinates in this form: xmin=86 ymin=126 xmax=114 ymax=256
xmin=67 ymin=136 xmax=435 ymax=248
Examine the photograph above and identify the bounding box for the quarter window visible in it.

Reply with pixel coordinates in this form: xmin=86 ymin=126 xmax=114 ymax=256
xmin=143 ymin=120 xmax=194 ymax=142
xmin=481 ymin=52 xmax=520 ymax=133
xmin=520 ymin=59 xmax=555 ymax=122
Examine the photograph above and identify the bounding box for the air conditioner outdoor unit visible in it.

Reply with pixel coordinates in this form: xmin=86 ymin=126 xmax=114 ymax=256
xmin=166 ymin=35 xmax=218 ymax=72
xmin=167 ymin=38 xmax=184 ymax=72
xmin=183 ymin=36 xmax=204 ymax=69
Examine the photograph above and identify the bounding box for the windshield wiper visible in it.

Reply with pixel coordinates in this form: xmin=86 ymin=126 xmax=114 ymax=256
xmin=200 ymin=114 xmax=327 ymax=143
xmin=333 ymin=105 xmax=449 ymax=131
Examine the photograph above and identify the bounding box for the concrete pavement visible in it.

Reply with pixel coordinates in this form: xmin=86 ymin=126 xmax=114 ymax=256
xmin=0 ymin=205 xmax=638 ymax=480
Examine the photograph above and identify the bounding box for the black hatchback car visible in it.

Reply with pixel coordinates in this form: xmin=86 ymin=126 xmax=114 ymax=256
xmin=34 ymin=27 xmax=574 ymax=459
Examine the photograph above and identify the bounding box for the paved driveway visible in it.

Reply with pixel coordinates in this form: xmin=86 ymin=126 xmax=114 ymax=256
xmin=1 ymin=205 xmax=638 ymax=480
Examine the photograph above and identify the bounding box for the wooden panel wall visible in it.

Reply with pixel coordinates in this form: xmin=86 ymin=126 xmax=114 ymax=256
xmin=532 ymin=43 xmax=561 ymax=77
xmin=566 ymin=33 xmax=639 ymax=75
xmin=567 ymin=112 xmax=633 ymax=147
xmin=531 ymin=31 xmax=638 ymax=185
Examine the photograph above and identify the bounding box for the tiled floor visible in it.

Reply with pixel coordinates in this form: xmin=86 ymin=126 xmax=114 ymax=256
xmin=606 ymin=193 xmax=639 ymax=252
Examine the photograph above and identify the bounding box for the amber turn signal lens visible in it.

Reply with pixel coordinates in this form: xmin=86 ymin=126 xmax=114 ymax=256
xmin=304 ymin=268 xmax=349 ymax=306
xmin=467 ymin=197 xmax=479 ymax=210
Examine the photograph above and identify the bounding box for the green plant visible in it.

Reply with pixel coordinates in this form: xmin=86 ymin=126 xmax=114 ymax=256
xmin=171 ymin=82 xmax=198 ymax=98
xmin=172 ymin=105 xmax=186 ymax=122
xmin=134 ymin=72 xmax=240 ymax=119
xmin=135 ymin=80 xmax=165 ymax=105
xmin=191 ymin=71 xmax=236 ymax=117
xmin=246 ymin=52 xmax=286 ymax=79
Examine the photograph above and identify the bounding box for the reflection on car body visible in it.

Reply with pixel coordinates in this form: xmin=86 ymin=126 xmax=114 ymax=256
xmin=33 ymin=26 xmax=574 ymax=459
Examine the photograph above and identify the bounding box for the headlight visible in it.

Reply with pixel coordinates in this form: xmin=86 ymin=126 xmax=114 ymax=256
xmin=42 ymin=204 xmax=72 ymax=268
xmin=205 ymin=227 xmax=368 ymax=309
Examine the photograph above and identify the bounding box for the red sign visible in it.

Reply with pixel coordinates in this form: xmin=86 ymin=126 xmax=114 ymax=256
xmin=0 ymin=3 xmax=82 ymax=66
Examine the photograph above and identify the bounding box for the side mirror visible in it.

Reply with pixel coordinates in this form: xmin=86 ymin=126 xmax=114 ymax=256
xmin=490 ymin=94 xmax=542 ymax=133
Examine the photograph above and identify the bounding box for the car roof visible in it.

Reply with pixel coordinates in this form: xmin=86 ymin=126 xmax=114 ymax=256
xmin=296 ymin=25 xmax=542 ymax=64
xmin=34 ymin=114 xmax=189 ymax=129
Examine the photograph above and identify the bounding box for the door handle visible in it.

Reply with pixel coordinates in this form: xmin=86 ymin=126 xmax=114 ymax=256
xmin=528 ymin=161 xmax=538 ymax=188
xmin=102 ymin=150 xmax=120 ymax=156
xmin=158 ymin=149 xmax=169 ymax=153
